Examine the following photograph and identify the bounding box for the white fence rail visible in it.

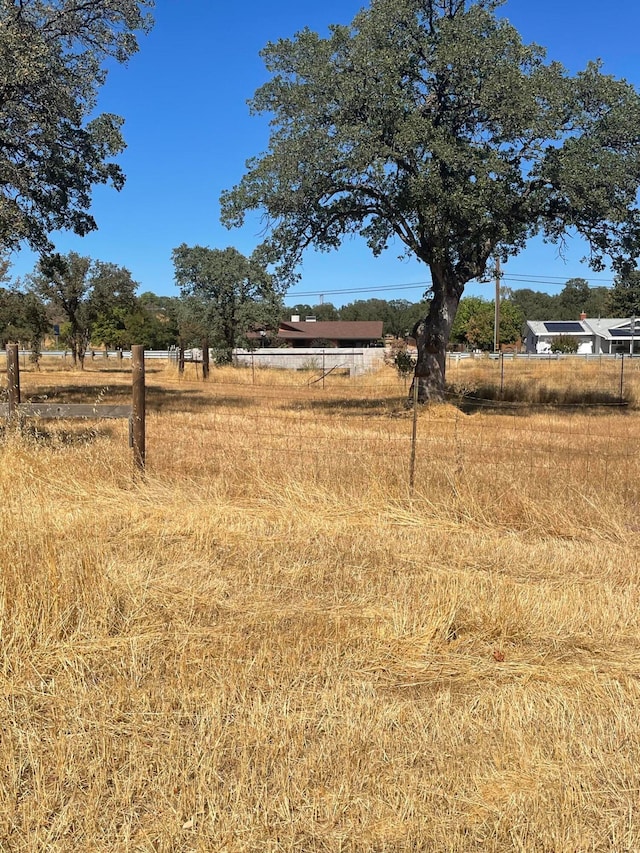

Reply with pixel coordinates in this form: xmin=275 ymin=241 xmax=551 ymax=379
xmin=2 ymin=348 xmax=636 ymax=365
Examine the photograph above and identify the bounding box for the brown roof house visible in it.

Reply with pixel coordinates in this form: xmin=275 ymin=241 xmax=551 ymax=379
xmin=277 ymin=317 xmax=383 ymax=348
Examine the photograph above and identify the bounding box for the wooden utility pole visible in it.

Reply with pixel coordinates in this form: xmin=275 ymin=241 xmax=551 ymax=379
xmin=132 ymin=345 xmax=146 ymax=472
xmin=493 ymin=257 xmax=501 ymax=353
xmin=7 ymin=343 xmax=20 ymax=420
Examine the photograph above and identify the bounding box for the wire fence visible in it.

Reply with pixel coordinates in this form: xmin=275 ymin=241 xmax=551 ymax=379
xmin=2 ymin=352 xmax=639 ymax=516
xmin=146 ymin=356 xmax=640 ymax=518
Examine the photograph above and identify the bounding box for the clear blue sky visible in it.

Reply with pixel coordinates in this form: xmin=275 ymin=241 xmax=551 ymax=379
xmin=8 ymin=0 xmax=640 ymax=306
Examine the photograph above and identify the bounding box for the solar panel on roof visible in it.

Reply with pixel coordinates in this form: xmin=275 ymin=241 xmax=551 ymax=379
xmin=543 ymin=322 xmax=584 ymax=333
xmin=609 ymin=328 xmax=640 ymax=337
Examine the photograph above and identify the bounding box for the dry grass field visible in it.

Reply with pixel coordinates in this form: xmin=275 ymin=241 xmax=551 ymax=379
xmin=1 ymin=355 xmax=640 ymax=851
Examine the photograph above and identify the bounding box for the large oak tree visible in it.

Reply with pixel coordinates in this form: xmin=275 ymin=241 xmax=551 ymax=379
xmin=0 ymin=0 xmax=153 ymax=255
xmin=221 ymin=0 xmax=640 ymax=401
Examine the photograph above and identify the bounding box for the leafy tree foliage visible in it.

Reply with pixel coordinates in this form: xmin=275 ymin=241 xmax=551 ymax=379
xmin=221 ymin=0 xmax=640 ymax=400
xmin=0 ymin=256 xmax=49 ymax=357
xmin=509 ymin=288 xmax=556 ymax=322
xmin=91 ymin=309 xmax=128 ymax=352
xmin=136 ymin=292 xmax=180 ymax=347
xmin=91 ymin=302 xmax=178 ymax=351
xmin=384 ymin=337 xmax=416 ymax=381
xmin=450 ymin=297 xmax=486 ymax=346
xmin=450 ymin=296 xmax=523 ymax=350
xmin=0 ymin=287 xmax=48 ymax=356
xmin=550 ymin=335 xmax=579 ymax=354
xmin=554 ymin=278 xmax=608 ymax=320
xmin=606 ymin=270 xmax=640 ymax=317
xmin=172 ymin=245 xmax=283 ymax=363
xmin=510 ymin=281 xmax=609 ymax=321
xmin=0 ymin=0 xmax=153 ymax=254
xmin=283 ymin=296 xmax=432 ymax=336
xmin=30 ymin=251 xmax=138 ymax=366
xmin=287 ymin=302 xmax=340 ymax=321
xmin=556 ymin=278 xmax=591 ymax=320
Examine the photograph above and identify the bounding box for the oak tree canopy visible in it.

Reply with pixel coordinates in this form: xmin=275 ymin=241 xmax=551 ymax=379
xmin=0 ymin=0 xmax=153 ymax=255
xmin=221 ymin=0 xmax=640 ymax=400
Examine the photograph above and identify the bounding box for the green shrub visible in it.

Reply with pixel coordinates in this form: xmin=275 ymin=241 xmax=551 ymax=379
xmin=550 ymin=335 xmax=579 ymax=354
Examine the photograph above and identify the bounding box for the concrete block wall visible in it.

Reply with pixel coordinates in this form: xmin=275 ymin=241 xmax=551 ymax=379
xmin=233 ymin=348 xmax=386 ymax=376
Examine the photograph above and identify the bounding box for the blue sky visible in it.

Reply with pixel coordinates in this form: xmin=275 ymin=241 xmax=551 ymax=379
xmin=8 ymin=0 xmax=640 ymax=306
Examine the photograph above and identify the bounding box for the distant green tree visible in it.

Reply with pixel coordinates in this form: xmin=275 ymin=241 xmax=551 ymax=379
xmin=0 ymin=288 xmax=49 ymax=356
xmin=138 ymin=292 xmax=181 ymax=345
xmin=385 ymin=299 xmax=431 ymax=338
xmin=464 ymin=302 xmax=497 ymax=350
xmin=556 ymin=278 xmax=591 ymax=320
xmin=287 ymin=303 xmax=314 ymax=319
xmin=30 ymin=252 xmax=139 ymax=367
xmin=510 ymin=283 xmax=608 ymax=322
xmin=340 ymin=298 xmax=393 ymax=325
xmin=91 ymin=309 xmax=128 ymax=352
xmin=450 ymin=297 xmax=486 ymax=346
xmin=583 ymin=286 xmax=610 ymax=318
xmin=176 ymin=296 xmax=210 ymax=349
xmin=606 ymin=270 xmax=640 ymax=317
xmin=282 ymin=302 xmax=340 ymax=322
xmin=510 ymin=288 xmax=556 ymax=322
xmin=451 ymin=297 xmax=523 ymax=350
xmin=312 ymin=302 xmax=340 ymax=321
xmin=173 ymin=245 xmax=283 ymax=363
xmin=286 ymin=302 xmax=340 ymax=321
xmin=123 ymin=307 xmax=173 ymax=349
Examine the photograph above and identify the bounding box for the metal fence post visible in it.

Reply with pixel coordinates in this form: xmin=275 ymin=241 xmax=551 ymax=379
xmin=132 ymin=345 xmax=146 ymax=472
xmin=620 ymin=353 xmax=625 ymax=401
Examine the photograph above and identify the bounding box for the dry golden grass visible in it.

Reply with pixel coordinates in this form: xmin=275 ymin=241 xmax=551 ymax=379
xmin=1 ymin=356 xmax=640 ymax=851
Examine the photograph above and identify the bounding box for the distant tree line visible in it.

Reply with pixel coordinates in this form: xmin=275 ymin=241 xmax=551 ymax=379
xmin=2 ymin=248 xmax=640 ymax=366
xmin=4 ymin=0 xmax=640 ymax=396
xmin=288 ymin=274 xmax=640 ymax=351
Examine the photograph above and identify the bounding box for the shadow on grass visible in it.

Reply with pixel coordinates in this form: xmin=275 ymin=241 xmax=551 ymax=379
xmin=22 ymin=385 xmax=254 ymax=413
xmin=449 ymin=384 xmax=629 ymax=416
xmin=0 ymin=422 xmax=115 ymax=445
xmin=289 ymin=396 xmax=403 ymax=416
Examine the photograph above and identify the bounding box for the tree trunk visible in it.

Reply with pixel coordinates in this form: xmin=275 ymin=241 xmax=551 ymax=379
xmin=410 ymin=269 xmax=462 ymax=403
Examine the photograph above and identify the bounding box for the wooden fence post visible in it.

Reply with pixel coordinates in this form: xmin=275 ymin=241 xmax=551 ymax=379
xmin=132 ymin=345 xmax=146 ymax=472
xmin=178 ymin=339 xmax=185 ymax=375
xmin=7 ymin=343 xmax=20 ymax=420
xmin=409 ymin=377 xmax=419 ymax=494
xmin=201 ymin=338 xmax=210 ymax=380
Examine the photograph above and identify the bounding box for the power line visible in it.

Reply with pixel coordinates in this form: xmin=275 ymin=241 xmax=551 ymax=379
xmin=286 ymin=280 xmax=432 ymax=299
xmin=500 ymin=273 xmax=614 ymax=286
xmin=285 ymin=272 xmax=615 ymax=302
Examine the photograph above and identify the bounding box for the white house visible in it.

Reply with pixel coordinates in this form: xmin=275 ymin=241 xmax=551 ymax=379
xmin=524 ymin=317 xmax=640 ymax=355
